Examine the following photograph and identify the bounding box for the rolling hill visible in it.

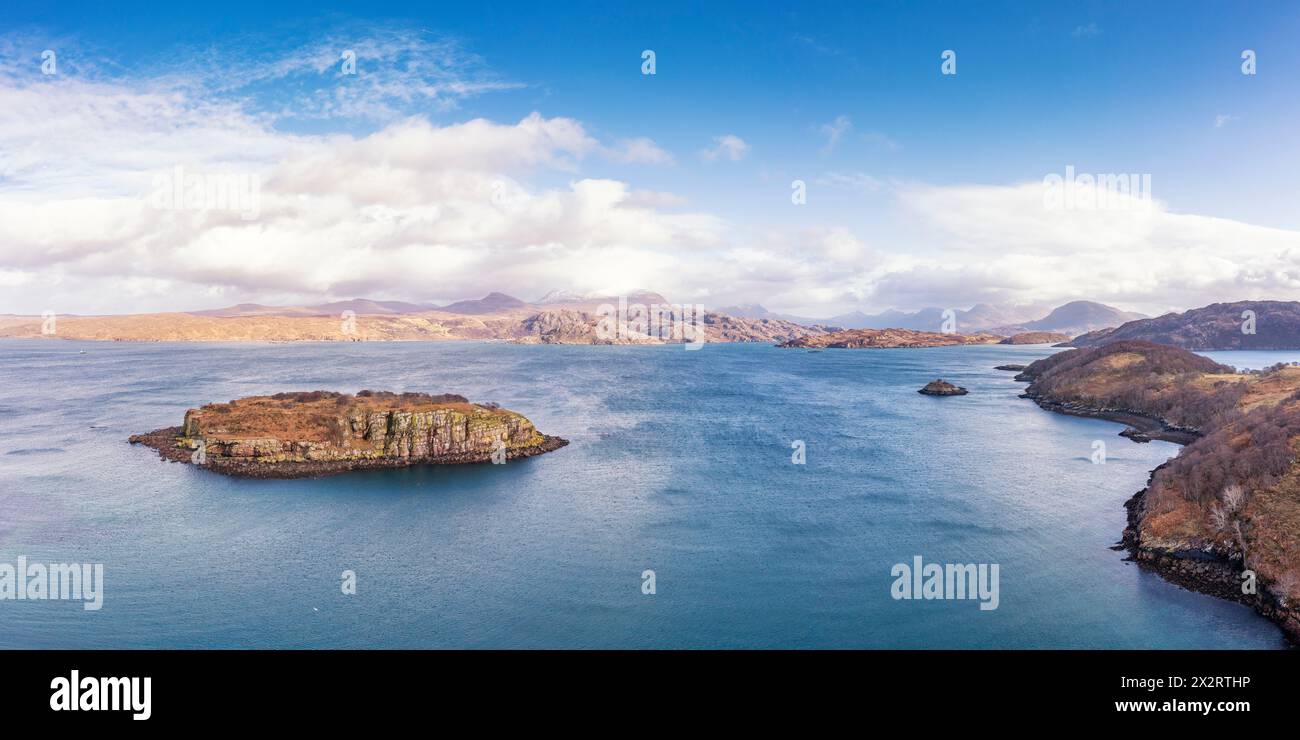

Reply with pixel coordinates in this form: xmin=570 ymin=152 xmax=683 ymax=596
xmin=1069 ymin=301 xmax=1300 ymax=350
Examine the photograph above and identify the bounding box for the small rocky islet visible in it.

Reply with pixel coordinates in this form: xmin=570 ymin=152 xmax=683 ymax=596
xmin=918 ymin=379 xmax=969 ymax=396
xmin=129 ymin=391 xmax=567 ymax=479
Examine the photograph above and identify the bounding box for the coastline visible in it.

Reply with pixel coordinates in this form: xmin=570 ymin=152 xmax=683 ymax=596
xmin=1014 ymin=378 xmax=1298 ymax=645
xmin=1121 ymin=466 xmax=1299 ymax=643
xmin=1016 ymin=390 xmax=1200 ymax=445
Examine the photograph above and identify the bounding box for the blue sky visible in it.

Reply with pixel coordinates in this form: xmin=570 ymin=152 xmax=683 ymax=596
xmin=2 ymin=1 xmax=1299 ymax=315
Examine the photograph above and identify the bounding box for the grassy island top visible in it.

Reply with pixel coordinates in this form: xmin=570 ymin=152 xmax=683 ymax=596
xmin=186 ymin=391 xmax=510 ymax=442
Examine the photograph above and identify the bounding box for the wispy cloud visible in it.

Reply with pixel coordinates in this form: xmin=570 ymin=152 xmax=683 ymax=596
xmin=816 ymin=171 xmax=884 ymax=192
xmin=700 ymin=134 xmax=750 ymax=162
xmin=1 ymin=24 xmax=521 ymax=128
xmin=606 ymin=137 xmax=674 ymax=165
xmin=819 ymin=115 xmax=852 ymax=154
xmin=861 ymin=130 xmax=900 ymax=151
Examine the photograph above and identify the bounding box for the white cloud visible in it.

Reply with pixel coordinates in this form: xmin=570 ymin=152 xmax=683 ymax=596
xmin=700 ymin=134 xmax=750 ymax=162
xmin=3 ymin=30 xmax=1298 ymax=319
xmin=889 ymin=181 xmax=1300 ymax=313
xmin=0 ymin=31 xmax=723 ymax=313
xmin=0 ymin=63 xmax=722 ymax=310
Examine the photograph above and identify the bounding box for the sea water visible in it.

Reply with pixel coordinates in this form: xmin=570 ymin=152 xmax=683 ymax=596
xmin=0 ymin=339 xmax=1285 ymax=648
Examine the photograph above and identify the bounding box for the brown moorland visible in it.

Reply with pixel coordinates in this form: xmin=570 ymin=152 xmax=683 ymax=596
xmin=1017 ymin=341 xmax=1300 ymax=640
xmin=999 ymin=331 xmax=1070 ymax=345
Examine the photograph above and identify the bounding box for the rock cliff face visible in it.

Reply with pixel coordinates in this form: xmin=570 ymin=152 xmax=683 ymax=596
xmin=702 ymin=312 xmax=833 ymax=343
xmin=510 ymin=309 xmax=832 ymax=345
xmin=130 ymin=391 xmax=567 ymax=478
xmin=514 ymin=309 xmax=664 ymax=345
xmin=1016 ymin=342 xmax=1300 ymax=642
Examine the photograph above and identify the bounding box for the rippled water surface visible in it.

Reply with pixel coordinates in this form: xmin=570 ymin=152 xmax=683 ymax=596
xmin=0 ymin=339 xmax=1285 ymax=648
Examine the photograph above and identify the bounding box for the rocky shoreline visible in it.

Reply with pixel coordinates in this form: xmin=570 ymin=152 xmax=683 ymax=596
xmin=1120 ymin=465 xmax=1300 ymax=643
xmin=1011 ymin=355 xmax=1299 ymax=645
xmin=1016 ymin=391 xmax=1200 ymax=445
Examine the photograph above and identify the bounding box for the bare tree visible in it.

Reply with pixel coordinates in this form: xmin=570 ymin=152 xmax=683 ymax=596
xmin=1209 ymin=503 xmax=1229 ymax=533
xmin=1273 ymin=571 xmax=1300 ymax=607
xmin=1221 ymin=483 xmax=1246 ymax=513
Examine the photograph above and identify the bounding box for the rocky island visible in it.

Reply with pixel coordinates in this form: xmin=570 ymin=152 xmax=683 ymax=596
xmin=778 ymin=328 xmax=1001 ymax=349
xmin=129 ymin=391 xmax=567 ymax=478
xmin=1016 ymin=340 xmax=1300 ymax=641
xmin=918 ymin=379 xmax=968 ymax=396
xmin=998 ymin=331 xmax=1070 ymax=345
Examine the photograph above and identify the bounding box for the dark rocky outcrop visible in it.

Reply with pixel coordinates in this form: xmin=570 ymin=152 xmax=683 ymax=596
xmin=918 ymin=379 xmax=968 ymax=396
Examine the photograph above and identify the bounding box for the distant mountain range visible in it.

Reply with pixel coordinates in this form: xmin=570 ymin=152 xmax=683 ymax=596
xmin=435 ymin=292 xmax=529 ymax=315
xmin=187 ymin=289 xmax=674 ymax=318
xmin=13 ymin=292 xmax=1300 ymax=349
xmin=188 ymin=299 xmax=433 ymax=317
xmin=0 ymin=289 xmax=827 ymax=344
xmin=1069 ymin=301 xmax=1300 ymax=350
xmin=990 ymin=301 xmax=1148 ymax=337
xmin=717 ymin=300 xmax=1143 ymax=336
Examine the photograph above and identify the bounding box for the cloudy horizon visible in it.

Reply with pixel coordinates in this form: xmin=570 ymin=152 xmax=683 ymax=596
xmin=3 ymin=3 xmax=1299 ymax=318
